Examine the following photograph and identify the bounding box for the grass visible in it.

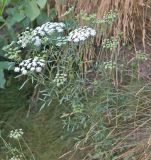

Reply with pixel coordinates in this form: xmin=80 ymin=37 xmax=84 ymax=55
xmin=1 ymin=76 xmax=151 ymax=160
xmin=0 ymin=79 xmax=78 ymax=160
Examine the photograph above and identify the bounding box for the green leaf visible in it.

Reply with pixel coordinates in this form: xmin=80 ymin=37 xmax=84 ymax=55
xmin=36 ymin=0 xmax=47 ymax=9
xmin=25 ymin=0 xmax=40 ymax=21
xmin=0 ymin=69 xmax=5 ymax=88
xmin=6 ymin=7 xmax=26 ymax=27
xmin=36 ymin=11 xmax=49 ymax=25
xmin=0 ymin=61 xmax=15 ymax=88
xmin=0 ymin=61 xmax=14 ymax=70
xmin=0 ymin=0 xmax=7 ymax=16
xmin=0 ymin=16 xmax=5 ymax=22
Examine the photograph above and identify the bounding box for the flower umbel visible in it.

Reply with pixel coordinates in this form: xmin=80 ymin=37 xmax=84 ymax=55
xmin=14 ymin=57 xmax=45 ymax=75
xmin=9 ymin=155 xmax=23 ymax=160
xmin=68 ymin=26 xmax=96 ymax=43
xmin=17 ymin=22 xmax=65 ymax=48
xmin=9 ymin=129 xmax=24 ymax=139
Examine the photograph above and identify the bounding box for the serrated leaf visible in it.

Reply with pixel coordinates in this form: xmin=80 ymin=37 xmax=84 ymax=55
xmin=36 ymin=0 xmax=47 ymax=9
xmin=26 ymin=0 xmax=40 ymax=21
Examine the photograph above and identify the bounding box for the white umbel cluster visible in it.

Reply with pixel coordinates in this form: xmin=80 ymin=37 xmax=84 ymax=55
xmin=14 ymin=57 xmax=45 ymax=75
xmin=33 ymin=22 xmax=65 ymax=36
xmin=17 ymin=29 xmax=33 ymax=48
xmin=17 ymin=22 xmax=65 ymax=48
xmin=9 ymin=155 xmax=23 ymax=160
xmin=9 ymin=129 xmax=24 ymax=139
xmin=68 ymin=26 xmax=96 ymax=43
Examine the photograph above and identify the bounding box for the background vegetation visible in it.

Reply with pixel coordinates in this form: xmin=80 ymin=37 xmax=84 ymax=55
xmin=0 ymin=0 xmax=151 ymax=160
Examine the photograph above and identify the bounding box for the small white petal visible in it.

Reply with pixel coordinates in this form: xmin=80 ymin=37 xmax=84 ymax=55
xmin=19 ymin=62 xmax=24 ymax=66
xmin=27 ymin=64 xmax=31 ymax=69
xmin=32 ymin=62 xmax=37 ymax=67
xmin=39 ymin=62 xmax=45 ymax=67
xmin=40 ymin=59 xmax=45 ymax=63
xmin=34 ymin=38 xmax=41 ymax=47
xmin=73 ymin=38 xmax=79 ymax=43
xmin=22 ymin=70 xmax=28 ymax=75
xmin=90 ymin=30 xmax=96 ymax=36
xmin=48 ymin=29 xmax=55 ymax=34
xmin=59 ymin=22 xmax=65 ymax=27
xmin=14 ymin=67 xmax=20 ymax=72
xmin=33 ymin=57 xmax=39 ymax=61
xmin=80 ymin=36 xmax=86 ymax=41
xmin=56 ymin=27 xmax=64 ymax=32
xmin=36 ymin=67 xmax=42 ymax=72
xmin=21 ymin=67 xmax=25 ymax=71
xmin=23 ymin=63 xmax=28 ymax=66
xmin=30 ymin=67 xmax=35 ymax=71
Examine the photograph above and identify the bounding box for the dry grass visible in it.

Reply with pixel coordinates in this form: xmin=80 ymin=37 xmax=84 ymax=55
xmin=54 ymin=0 xmax=151 ymax=49
xmin=53 ymin=0 xmax=151 ymax=80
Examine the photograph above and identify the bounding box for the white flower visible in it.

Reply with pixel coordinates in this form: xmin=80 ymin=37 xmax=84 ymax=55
xmin=21 ymin=43 xmax=26 ymax=48
xmin=79 ymin=36 xmax=86 ymax=41
xmin=9 ymin=129 xmax=23 ymax=139
xmin=73 ymin=38 xmax=80 ymax=43
xmin=21 ymin=67 xmax=25 ymax=71
xmin=23 ymin=63 xmax=28 ymax=66
xmin=39 ymin=30 xmax=45 ymax=36
xmin=9 ymin=155 xmax=23 ymax=160
xmin=14 ymin=67 xmax=20 ymax=72
xmin=56 ymin=27 xmax=64 ymax=32
xmin=15 ymin=58 xmax=45 ymax=75
xmin=40 ymin=59 xmax=45 ymax=63
xmin=30 ymin=67 xmax=35 ymax=71
xmin=59 ymin=22 xmax=65 ymax=27
xmin=89 ymin=29 xmax=96 ymax=36
xmin=36 ymin=67 xmax=42 ymax=72
xmin=48 ymin=29 xmax=55 ymax=34
xmin=16 ymin=22 xmax=65 ymax=48
xmin=38 ymin=62 xmax=45 ymax=67
xmin=17 ymin=29 xmax=33 ymax=48
xmin=27 ymin=64 xmax=31 ymax=69
xmin=33 ymin=36 xmax=41 ymax=46
xmin=19 ymin=62 xmax=24 ymax=66
xmin=68 ymin=26 xmax=96 ymax=43
xmin=22 ymin=69 xmax=28 ymax=75
xmin=44 ymin=26 xmax=49 ymax=32
xmin=25 ymin=59 xmax=31 ymax=63
xmin=32 ymin=61 xmax=37 ymax=67
xmin=33 ymin=57 xmax=39 ymax=61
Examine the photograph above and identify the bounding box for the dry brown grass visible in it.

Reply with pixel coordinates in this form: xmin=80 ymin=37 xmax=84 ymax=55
xmin=54 ymin=0 xmax=151 ymax=49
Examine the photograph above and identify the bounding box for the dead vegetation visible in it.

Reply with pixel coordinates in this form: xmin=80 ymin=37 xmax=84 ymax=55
xmin=53 ymin=0 xmax=151 ymax=48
